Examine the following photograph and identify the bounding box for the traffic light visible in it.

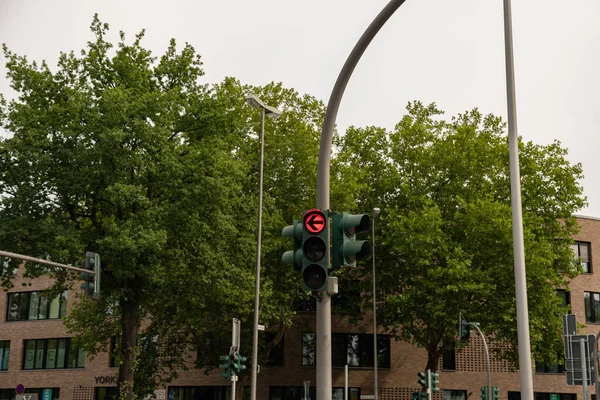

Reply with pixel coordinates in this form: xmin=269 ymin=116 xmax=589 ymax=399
xmin=300 ymin=209 xmax=329 ymax=291
xmin=219 ymin=355 xmax=231 ymax=380
xmin=412 ymin=392 xmax=426 ymax=400
xmin=331 ymin=212 xmax=371 ymax=269
xmin=480 ymin=387 xmax=488 ymax=400
xmin=492 ymin=388 xmax=499 ymax=400
xmin=418 ymin=371 xmax=428 ymax=389
xmin=81 ymin=252 xmax=100 ymax=299
xmin=282 ymin=220 xmax=303 ymax=270
xmin=429 ymin=371 xmax=440 ymax=392
xmin=232 ymin=354 xmax=247 ymax=375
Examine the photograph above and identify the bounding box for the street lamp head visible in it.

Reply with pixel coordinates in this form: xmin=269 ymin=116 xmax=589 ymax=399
xmin=264 ymin=105 xmax=282 ymax=120
xmin=245 ymin=95 xmax=282 ymax=119
xmin=372 ymin=208 xmax=381 ymax=218
xmin=245 ymin=95 xmax=265 ymax=110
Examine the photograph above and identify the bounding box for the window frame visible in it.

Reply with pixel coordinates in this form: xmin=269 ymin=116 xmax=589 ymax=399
xmin=300 ymin=332 xmax=390 ymax=368
xmin=22 ymin=338 xmax=84 ymax=370
xmin=6 ymin=290 xmax=67 ymax=322
xmin=0 ymin=341 xmax=9 ymax=371
xmin=572 ymin=241 xmax=592 ymax=273
xmin=584 ymin=291 xmax=600 ymax=323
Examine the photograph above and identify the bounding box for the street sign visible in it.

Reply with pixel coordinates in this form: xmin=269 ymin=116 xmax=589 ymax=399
xmin=16 ymin=385 xmax=24 ymax=395
xmin=303 ymin=209 xmax=326 ymax=234
xmin=565 ymin=334 xmax=596 ymax=385
xmin=563 ymin=314 xmax=577 ymax=336
xmin=16 ymin=395 xmax=37 ymax=400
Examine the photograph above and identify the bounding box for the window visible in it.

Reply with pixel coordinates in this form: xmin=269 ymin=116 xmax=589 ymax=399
xmin=442 ymin=348 xmax=456 ymax=370
xmin=0 ymin=389 xmax=59 ymax=400
xmin=265 ymin=332 xmax=284 ymax=366
xmin=535 ymin=393 xmax=576 ymax=400
xmin=95 ymin=387 xmax=118 ymax=400
xmin=7 ymin=291 xmax=67 ymax=321
xmin=301 ymin=332 xmax=390 ymax=368
xmin=168 ymin=386 xmax=230 ymax=400
xmin=535 ymin=359 xmax=565 ymax=373
xmin=557 ymin=290 xmax=570 ymax=310
xmin=571 ymin=241 xmax=591 ymax=273
xmin=22 ymin=338 xmax=84 ymax=369
xmin=584 ymin=292 xmax=600 ymax=323
xmin=301 ymin=333 xmax=316 ymax=366
xmin=270 ymin=387 xmax=359 ymax=400
xmin=0 ymin=341 xmax=9 ymax=371
xmin=443 ymin=390 xmax=466 ymax=400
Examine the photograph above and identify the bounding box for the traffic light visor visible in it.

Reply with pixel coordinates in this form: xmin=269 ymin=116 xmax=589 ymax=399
xmin=343 ymin=214 xmax=370 ymax=236
xmin=343 ymin=240 xmax=371 ymax=263
xmin=303 ymin=264 xmax=327 ymax=290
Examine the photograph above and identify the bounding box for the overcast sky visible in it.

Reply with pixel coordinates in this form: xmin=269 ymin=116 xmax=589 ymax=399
xmin=1 ymin=0 xmax=599 ymax=217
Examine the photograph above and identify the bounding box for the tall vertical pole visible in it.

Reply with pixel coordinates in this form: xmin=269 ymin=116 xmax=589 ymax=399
xmin=581 ymin=339 xmax=589 ymax=400
xmin=503 ymin=1 xmax=534 ymax=400
xmin=594 ymin=332 xmax=600 ymax=400
xmin=372 ymin=211 xmax=379 ymax=400
xmin=470 ymin=323 xmax=492 ymax=400
xmin=250 ymin=108 xmax=266 ymax=400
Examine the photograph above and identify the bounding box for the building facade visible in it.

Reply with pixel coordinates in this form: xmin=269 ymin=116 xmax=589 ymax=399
xmin=0 ymin=216 xmax=599 ymax=400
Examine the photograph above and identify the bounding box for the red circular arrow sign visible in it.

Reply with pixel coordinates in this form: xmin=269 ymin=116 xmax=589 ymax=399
xmin=303 ymin=209 xmax=326 ymax=234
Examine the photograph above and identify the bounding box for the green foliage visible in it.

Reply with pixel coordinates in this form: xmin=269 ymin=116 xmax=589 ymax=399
xmin=334 ymin=101 xmax=586 ymax=370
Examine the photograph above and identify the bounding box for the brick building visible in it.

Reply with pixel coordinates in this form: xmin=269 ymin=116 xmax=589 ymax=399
xmin=0 ymin=216 xmax=599 ymax=400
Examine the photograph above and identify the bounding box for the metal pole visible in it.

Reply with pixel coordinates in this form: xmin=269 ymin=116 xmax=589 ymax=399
xmin=315 ymin=3 xmax=406 ymax=399
xmin=372 ymin=209 xmax=380 ymax=400
xmin=0 ymin=249 xmax=95 ymax=275
xmin=250 ymin=107 xmax=266 ymax=400
xmin=232 ymin=376 xmax=237 ymax=400
xmin=470 ymin=323 xmax=492 ymax=400
xmin=582 ymin=339 xmax=589 ymax=400
xmin=503 ymin=1 xmax=533 ymax=400
xmin=594 ymin=331 xmax=600 ymax=400
xmin=345 ymin=365 xmax=349 ymax=400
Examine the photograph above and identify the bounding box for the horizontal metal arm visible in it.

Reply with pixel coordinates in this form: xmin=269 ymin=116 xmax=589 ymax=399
xmin=0 ymin=250 xmax=92 ymax=275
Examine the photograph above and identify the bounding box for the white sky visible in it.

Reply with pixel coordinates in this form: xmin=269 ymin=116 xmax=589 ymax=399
xmin=1 ymin=0 xmax=599 ymax=217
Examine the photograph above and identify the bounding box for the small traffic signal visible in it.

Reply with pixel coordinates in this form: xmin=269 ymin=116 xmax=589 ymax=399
xmin=417 ymin=371 xmax=428 ymax=388
xmin=282 ymin=220 xmax=303 ymax=270
xmin=412 ymin=392 xmax=426 ymax=400
xmin=331 ymin=212 xmax=371 ymax=269
xmin=219 ymin=355 xmax=231 ymax=380
xmin=412 ymin=392 xmax=419 ymax=400
xmin=492 ymin=388 xmax=499 ymax=400
xmin=481 ymin=387 xmax=488 ymax=400
xmin=233 ymin=354 xmax=247 ymax=374
xmin=429 ymin=371 xmax=440 ymax=392
xmin=301 ymin=209 xmax=328 ymax=291
xmin=81 ymin=252 xmax=100 ymax=299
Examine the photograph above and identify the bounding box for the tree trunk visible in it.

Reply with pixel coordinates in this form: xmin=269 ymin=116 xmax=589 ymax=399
xmin=119 ymin=297 xmax=139 ymax=400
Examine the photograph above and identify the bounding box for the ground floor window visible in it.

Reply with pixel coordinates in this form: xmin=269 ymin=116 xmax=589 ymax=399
xmin=443 ymin=390 xmax=466 ymax=400
xmin=169 ymin=386 xmax=245 ymax=400
xmin=270 ymin=387 xmax=359 ymax=400
xmin=95 ymin=387 xmax=118 ymax=400
xmin=0 ymin=388 xmax=60 ymax=400
xmin=509 ymin=392 xmax=577 ymax=400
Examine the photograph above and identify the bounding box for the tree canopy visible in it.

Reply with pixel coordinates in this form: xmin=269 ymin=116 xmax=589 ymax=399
xmin=334 ymin=101 xmax=586 ymax=370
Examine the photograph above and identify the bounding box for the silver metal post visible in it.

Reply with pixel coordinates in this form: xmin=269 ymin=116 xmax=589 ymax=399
xmin=345 ymin=365 xmax=349 ymax=400
xmin=372 ymin=208 xmax=380 ymax=400
xmin=582 ymin=339 xmax=589 ymax=400
xmin=594 ymin=331 xmax=600 ymax=400
xmin=232 ymin=375 xmax=237 ymax=400
xmin=250 ymin=108 xmax=266 ymax=400
xmin=315 ymin=3 xmax=406 ymax=399
xmin=503 ymin=1 xmax=533 ymax=400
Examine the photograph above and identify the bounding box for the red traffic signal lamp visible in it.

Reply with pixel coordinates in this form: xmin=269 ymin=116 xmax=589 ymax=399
xmin=332 ymin=212 xmax=371 ymax=269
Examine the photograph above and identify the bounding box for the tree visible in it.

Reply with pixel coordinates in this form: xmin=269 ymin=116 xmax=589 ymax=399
xmin=333 ymin=101 xmax=586 ymax=371
xmin=0 ymin=15 xmax=255 ymax=400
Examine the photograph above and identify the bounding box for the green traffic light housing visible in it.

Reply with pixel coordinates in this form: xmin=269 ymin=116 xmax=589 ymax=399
xmin=332 ymin=212 xmax=371 ymax=269
xmin=81 ymin=252 xmax=101 ymax=299
xmin=219 ymin=354 xmax=231 ymax=380
xmin=492 ymin=387 xmax=499 ymax=400
xmin=430 ymin=371 xmax=440 ymax=392
xmin=417 ymin=371 xmax=428 ymax=388
xmin=481 ymin=387 xmax=488 ymax=400
xmin=282 ymin=220 xmax=303 ymax=270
